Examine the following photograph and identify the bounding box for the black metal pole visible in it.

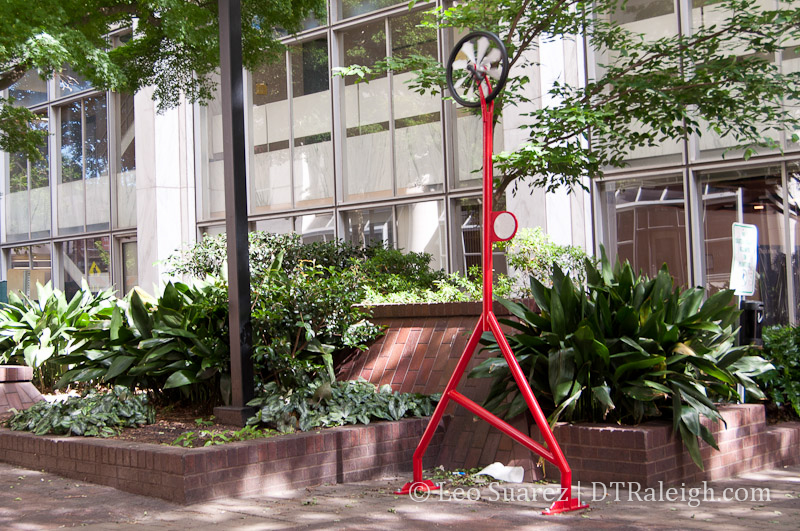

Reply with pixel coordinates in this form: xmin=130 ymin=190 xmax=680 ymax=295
xmin=214 ymin=0 xmax=255 ymax=426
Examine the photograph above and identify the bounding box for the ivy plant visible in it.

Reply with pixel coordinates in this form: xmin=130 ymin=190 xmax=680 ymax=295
xmin=247 ymin=378 xmax=441 ymax=433
xmin=5 ymin=386 xmax=154 ymax=437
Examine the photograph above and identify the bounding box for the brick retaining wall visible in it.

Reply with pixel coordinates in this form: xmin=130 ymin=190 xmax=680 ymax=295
xmin=339 ymin=301 xmax=542 ymax=479
xmin=0 ymin=417 xmax=444 ymax=504
xmin=341 ymin=303 xmax=800 ymax=485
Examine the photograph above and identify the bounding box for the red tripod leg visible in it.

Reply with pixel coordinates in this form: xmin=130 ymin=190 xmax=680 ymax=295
xmin=393 ymin=319 xmax=485 ymax=495
xmin=486 ymin=312 xmax=588 ymax=514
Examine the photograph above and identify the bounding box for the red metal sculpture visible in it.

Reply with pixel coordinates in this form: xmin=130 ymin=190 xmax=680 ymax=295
xmin=394 ymin=31 xmax=587 ymax=515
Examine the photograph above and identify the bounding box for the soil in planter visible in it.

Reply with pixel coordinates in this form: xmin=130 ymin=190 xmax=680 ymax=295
xmin=765 ymin=402 xmax=800 ymax=424
xmin=110 ymin=404 xmax=246 ymax=447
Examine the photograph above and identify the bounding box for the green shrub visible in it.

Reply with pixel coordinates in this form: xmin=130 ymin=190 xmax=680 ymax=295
xmin=757 ymin=325 xmax=800 ymax=417
xmin=247 ymin=378 xmax=441 ymax=433
xmin=56 ymin=279 xmax=231 ymax=405
xmin=0 ymin=281 xmax=116 ymax=391
xmin=5 ymin=386 xmax=154 ymax=437
xmin=469 ymin=248 xmax=772 ymax=469
xmin=251 ymin=257 xmax=381 ymax=390
xmin=499 ymin=227 xmax=591 ymax=295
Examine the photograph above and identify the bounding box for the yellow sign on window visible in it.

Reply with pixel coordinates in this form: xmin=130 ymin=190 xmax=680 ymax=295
xmin=88 ymin=261 xmax=101 ymax=276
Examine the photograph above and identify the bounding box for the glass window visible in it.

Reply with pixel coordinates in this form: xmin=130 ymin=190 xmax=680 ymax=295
xmin=343 ymin=207 xmax=394 ymax=248
xmin=251 ymin=56 xmax=292 ymax=212
xmin=252 ymin=217 xmax=293 ymax=234
xmin=342 ymin=21 xmax=392 ymax=201
xmin=600 ymin=176 xmax=689 ymax=287
xmin=7 ymin=245 xmax=51 ymax=299
xmin=9 ymin=70 xmax=48 ymax=107
xmin=200 ymin=76 xmax=226 ymax=220
xmin=295 ymin=213 xmax=335 ymax=243
xmin=700 ymin=167 xmax=789 ymax=325
xmin=397 ymin=200 xmax=446 ymax=270
xmin=6 ymin=115 xmax=50 ymax=241
xmin=57 ymin=64 xmax=92 ymax=96
xmin=595 ymin=0 xmax=682 ymax=164
xmin=786 ymin=164 xmax=799 ymax=321
xmin=62 ymin=236 xmax=111 ymax=300
xmin=292 ymin=38 xmax=334 ymax=208
xmin=58 ymin=96 xmax=110 ymax=234
xmin=391 ymin=12 xmax=444 ymax=196
xmin=116 ymin=93 xmax=137 ymax=228
xmin=340 ymin=0 xmax=404 ymax=20
xmin=121 ymin=240 xmax=138 ymax=296
xmin=452 ymin=197 xmax=507 ymax=275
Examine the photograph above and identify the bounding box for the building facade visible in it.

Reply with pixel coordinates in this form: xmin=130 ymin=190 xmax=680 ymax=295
xmin=1 ymin=0 xmax=798 ymax=326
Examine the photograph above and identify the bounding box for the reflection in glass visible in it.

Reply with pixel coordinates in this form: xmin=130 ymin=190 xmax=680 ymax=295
xmin=7 ymin=116 xmax=50 ymax=241
xmin=397 ymin=201 xmax=445 ymax=270
xmin=340 ymin=0 xmax=403 ymax=19
xmin=292 ymin=38 xmax=334 ymax=207
xmin=30 ymin=116 xmax=50 ymax=238
xmin=391 ymin=12 xmax=443 ymax=196
xmin=343 ymin=21 xmax=392 ymax=200
xmin=251 ymin=57 xmax=292 ymax=212
xmin=296 ymin=213 xmax=335 ymax=243
xmin=87 ymin=236 xmax=111 ymax=293
xmin=452 ymin=198 xmax=507 ymax=275
xmin=116 ymin=93 xmax=137 ymax=228
xmin=252 ymin=218 xmax=293 ymax=234
xmin=9 ymin=70 xmax=47 ymax=107
xmin=201 ymin=77 xmax=226 ymax=219
xmin=58 ymin=64 xmax=92 ymax=96
xmin=7 ymin=245 xmax=51 ymax=299
xmin=84 ymin=96 xmax=109 ymax=180
xmin=601 ymin=176 xmax=688 ymax=287
xmin=122 ymin=241 xmax=138 ymax=295
xmin=787 ymin=167 xmax=800 ymax=318
xmin=701 ymin=168 xmax=788 ymax=325
xmin=343 ymin=208 xmax=394 ymax=248
xmin=7 ymin=151 xmax=30 ymax=242
xmin=63 ymin=239 xmax=86 ymax=300
xmin=61 ymin=102 xmax=83 ymax=183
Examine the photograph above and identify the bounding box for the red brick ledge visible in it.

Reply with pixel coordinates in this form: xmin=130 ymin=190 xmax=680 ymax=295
xmin=362 ymin=299 xmax=537 ymax=319
xmin=0 ymin=417 xmax=444 ymax=504
xmin=544 ymin=404 xmax=800 ymax=487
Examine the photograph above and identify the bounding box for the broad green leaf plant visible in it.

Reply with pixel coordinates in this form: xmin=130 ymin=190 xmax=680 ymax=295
xmin=0 ymin=281 xmax=116 ymax=391
xmin=470 ymin=248 xmax=772 ymax=469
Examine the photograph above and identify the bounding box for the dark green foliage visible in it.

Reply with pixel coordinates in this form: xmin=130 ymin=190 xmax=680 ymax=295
xmin=5 ymin=386 xmax=154 ymax=437
xmin=250 ymin=257 xmax=381 ymax=390
xmin=247 ymin=378 xmax=441 ymax=433
xmin=469 ymin=248 xmax=772 ymax=469
xmin=55 ymin=279 xmax=231 ymax=405
xmin=757 ymin=325 xmax=800 ymax=417
xmin=0 ymin=0 xmax=324 ymax=160
xmin=0 ymin=281 xmax=116 ymax=391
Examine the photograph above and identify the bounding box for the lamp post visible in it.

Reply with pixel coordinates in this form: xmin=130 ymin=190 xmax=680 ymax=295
xmin=213 ymin=0 xmax=255 ymax=426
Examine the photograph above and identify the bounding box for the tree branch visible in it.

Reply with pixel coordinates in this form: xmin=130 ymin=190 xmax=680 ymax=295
xmin=0 ymin=64 xmax=28 ymax=92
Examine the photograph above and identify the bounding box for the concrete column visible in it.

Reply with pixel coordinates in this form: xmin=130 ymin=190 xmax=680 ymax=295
xmin=134 ymin=89 xmax=197 ymax=294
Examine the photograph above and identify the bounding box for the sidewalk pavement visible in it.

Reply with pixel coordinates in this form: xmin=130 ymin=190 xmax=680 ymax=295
xmin=0 ymin=462 xmax=797 ymax=530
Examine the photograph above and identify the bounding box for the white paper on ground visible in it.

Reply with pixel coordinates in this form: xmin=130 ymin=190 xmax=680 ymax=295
xmin=474 ymin=462 xmax=525 ymax=483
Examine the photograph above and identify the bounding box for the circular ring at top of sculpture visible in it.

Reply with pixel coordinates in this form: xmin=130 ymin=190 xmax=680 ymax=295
xmin=445 ymin=31 xmax=509 ymax=108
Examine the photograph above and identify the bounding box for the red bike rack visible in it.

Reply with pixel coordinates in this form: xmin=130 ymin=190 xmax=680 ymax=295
xmin=394 ymin=31 xmax=587 ymax=515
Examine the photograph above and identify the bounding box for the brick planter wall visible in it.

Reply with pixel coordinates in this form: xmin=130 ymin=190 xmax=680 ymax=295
xmin=548 ymin=405 xmax=800 ymax=486
xmin=341 ymin=302 xmax=800 ymax=485
xmin=0 ymin=417 xmax=444 ymax=504
xmin=339 ymin=301 xmax=543 ymax=479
